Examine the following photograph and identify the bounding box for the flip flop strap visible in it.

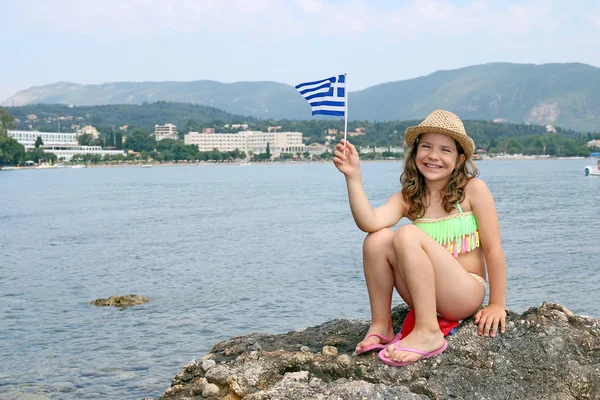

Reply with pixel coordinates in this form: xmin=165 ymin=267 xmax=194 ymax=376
xmin=366 ymin=333 xmax=393 ymax=344
xmin=393 ymin=342 xmax=429 ymax=356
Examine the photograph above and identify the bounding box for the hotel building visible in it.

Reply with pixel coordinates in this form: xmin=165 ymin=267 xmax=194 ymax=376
xmin=7 ymin=130 xmax=125 ymax=161
xmin=154 ymin=124 xmax=179 ymax=141
xmin=184 ymin=130 xmax=328 ymax=157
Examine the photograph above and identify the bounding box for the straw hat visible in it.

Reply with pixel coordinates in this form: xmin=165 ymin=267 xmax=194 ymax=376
xmin=404 ymin=110 xmax=474 ymax=158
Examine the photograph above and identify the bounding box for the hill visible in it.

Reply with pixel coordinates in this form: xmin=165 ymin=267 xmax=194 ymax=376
xmin=2 ymin=80 xmax=304 ymax=122
xmin=350 ymin=63 xmax=600 ymax=132
xmin=5 ymin=102 xmax=253 ymax=133
xmin=3 ymin=63 xmax=600 ymax=131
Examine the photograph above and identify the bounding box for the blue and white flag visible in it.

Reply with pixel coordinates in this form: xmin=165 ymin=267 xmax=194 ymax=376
xmin=295 ymin=74 xmax=346 ymax=116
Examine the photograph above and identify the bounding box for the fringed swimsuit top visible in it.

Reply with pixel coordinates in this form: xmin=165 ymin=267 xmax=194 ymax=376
xmin=414 ymin=202 xmax=480 ymax=258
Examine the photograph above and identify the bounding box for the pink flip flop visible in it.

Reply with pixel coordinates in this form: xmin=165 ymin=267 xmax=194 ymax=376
xmin=378 ymin=339 xmax=448 ymax=366
xmin=353 ymin=331 xmax=402 ymax=356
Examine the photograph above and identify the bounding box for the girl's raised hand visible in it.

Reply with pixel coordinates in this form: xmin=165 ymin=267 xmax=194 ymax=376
xmin=333 ymin=139 xmax=360 ymax=178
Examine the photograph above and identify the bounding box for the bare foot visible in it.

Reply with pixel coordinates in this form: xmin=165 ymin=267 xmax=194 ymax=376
xmin=355 ymin=324 xmax=394 ymax=353
xmin=383 ymin=328 xmax=444 ymax=363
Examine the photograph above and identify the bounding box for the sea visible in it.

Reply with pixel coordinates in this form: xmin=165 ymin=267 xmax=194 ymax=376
xmin=1 ymin=159 xmax=599 ymax=399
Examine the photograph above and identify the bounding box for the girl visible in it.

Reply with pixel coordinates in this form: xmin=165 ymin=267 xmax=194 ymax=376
xmin=333 ymin=110 xmax=506 ymax=367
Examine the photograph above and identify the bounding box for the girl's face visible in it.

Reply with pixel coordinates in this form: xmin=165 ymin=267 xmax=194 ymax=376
xmin=415 ymin=132 xmax=465 ymax=184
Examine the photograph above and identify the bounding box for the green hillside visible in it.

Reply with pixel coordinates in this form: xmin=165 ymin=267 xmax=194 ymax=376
xmin=350 ymin=63 xmax=600 ymax=132
xmin=5 ymin=102 xmax=253 ymax=133
xmin=3 ymin=80 xmax=307 ymax=121
xmin=3 ymin=63 xmax=600 ymax=131
xmin=2 ymin=102 xmax=595 ymax=159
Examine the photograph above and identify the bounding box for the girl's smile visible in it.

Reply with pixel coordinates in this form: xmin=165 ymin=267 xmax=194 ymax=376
xmin=415 ymin=133 xmax=464 ymax=182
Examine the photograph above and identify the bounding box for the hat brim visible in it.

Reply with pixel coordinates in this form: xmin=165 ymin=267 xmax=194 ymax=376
xmin=405 ymin=125 xmax=474 ymax=159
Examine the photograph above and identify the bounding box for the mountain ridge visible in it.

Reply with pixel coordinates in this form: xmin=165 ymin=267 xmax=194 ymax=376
xmin=4 ymin=62 xmax=600 ymax=131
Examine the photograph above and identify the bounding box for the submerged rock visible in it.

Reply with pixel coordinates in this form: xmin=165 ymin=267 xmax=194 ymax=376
xmin=156 ymin=302 xmax=600 ymax=399
xmin=89 ymin=294 xmax=151 ymax=307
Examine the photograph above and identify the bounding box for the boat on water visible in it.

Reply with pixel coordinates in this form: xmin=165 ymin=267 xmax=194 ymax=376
xmin=584 ymin=152 xmax=600 ymax=176
xmin=0 ymin=166 xmax=17 ymax=171
xmin=70 ymin=165 xmax=86 ymax=169
xmin=239 ymin=161 xmax=252 ymax=166
xmin=141 ymin=164 xmax=152 ymax=168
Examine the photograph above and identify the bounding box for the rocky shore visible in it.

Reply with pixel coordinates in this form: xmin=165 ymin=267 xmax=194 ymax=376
xmin=153 ymin=302 xmax=599 ymax=400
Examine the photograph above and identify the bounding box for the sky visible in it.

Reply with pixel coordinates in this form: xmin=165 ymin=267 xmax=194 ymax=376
xmin=1 ymin=0 xmax=600 ymax=102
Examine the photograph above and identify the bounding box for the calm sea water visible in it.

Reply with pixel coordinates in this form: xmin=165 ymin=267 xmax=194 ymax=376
xmin=1 ymin=159 xmax=599 ymax=399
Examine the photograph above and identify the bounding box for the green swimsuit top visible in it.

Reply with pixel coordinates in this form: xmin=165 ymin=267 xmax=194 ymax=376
xmin=413 ymin=202 xmax=480 ymax=258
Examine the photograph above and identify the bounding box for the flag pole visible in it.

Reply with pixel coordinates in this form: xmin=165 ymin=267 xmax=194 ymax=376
xmin=343 ymin=72 xmax=348 ymax=151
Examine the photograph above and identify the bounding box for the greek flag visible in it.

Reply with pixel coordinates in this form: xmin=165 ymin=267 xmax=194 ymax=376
xmin=295 ymin=74 xmax=346 ymax=116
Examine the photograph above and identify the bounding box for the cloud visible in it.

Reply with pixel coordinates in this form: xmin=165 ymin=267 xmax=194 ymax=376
xmin=5 ymin=0 xmax=371 ymax=37
xmin=295 ymin=0 xmax=325 ymax=13
xmin=382 ymin=0 xmax=570 ymax=38
xmin=5 ymin=0 xmax=597 ymax=41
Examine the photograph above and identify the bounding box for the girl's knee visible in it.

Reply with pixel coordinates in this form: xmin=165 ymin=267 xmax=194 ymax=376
xmin=363 ymin=229 xmax=393 ymax=255
xmin=392 ymin=224 xmax=421 ymax=251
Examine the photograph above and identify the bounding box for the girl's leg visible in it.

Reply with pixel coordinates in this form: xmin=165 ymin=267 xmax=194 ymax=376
xmin=384 ymin=224 xmax=485 ymax=363
xmin=356 ymin=229 xmax=413 ymax=352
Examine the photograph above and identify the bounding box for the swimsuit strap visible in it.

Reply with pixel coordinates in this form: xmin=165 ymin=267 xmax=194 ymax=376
xmin=456 ymin=202 xmax=463 ymax=213
xmin=418 ymin=202 xmax=465 ymax=220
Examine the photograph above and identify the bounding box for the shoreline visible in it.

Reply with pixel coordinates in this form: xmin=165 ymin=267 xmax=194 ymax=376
xmin=0 ymin=156 xmax=594 ymax=171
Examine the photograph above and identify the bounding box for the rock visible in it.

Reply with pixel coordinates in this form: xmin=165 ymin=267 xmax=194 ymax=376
xmin=89 ymin=294 xmax=151 ymax=307
xmin=156 ymin=302 xmax=600 ymax=399
xmin=322 ymin=346 xmax=338 ymax=357
xmin=202 ymin=360 xmax=216 ymax=371
xmin=202 ymin=382 xmax=220 ymax=398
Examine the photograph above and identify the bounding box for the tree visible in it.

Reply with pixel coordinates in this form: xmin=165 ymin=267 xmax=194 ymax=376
xmin=124 ymin=128 xmax=155 ymax=152
xmin=27 ymin=148 xmax=56 ymax=164
xmin=0 ymin=108 xmax=15 ymax=136
xmin=266 ymin=142 xmax=271 ymax=158
xmin=0 ymin=134 xmax=26 ymax=165
xmin=34 ymin=136 xmax=44 ymax=148
xmin=107 ymin=131 xmax=115 ymax=147
xmin=318 ymin=150 xmax=332 ymax=160
xmin=115 ymin=132 xmax=123 ymax=150
xmin=78 ymin=133 xmax=93 ymax=146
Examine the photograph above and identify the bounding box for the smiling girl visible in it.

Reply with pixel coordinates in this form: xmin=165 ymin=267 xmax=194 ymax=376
xmin=333 ymin=110 xmax=507 ymax=367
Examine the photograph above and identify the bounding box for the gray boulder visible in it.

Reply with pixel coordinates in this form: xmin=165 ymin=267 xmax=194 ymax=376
xmin=155 ymin=302 xmax=600 ymax=400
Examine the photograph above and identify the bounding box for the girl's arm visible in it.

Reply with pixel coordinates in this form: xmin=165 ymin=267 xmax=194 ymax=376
xmin=468 ymin=178 xmax=507 ymax=336
xmin=347 ymin=185 xmax=404 ymax=232
xmin=333 ymin=140 xmax=404 ymax=232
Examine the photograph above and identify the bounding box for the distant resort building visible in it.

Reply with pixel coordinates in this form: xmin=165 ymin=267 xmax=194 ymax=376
xmin=154 ymin=123 xmax=178 ymax=141
xmin=359 ymin=145 xmax=405 ymax=154
xmin=348 ymin=127 xmax=367 ymax=137
xmin=224 ymin=123 xmax=249 ymax=130
xmin=586 ymin=139 xmax=600 ymax=148
xmin=79 ymin=125 xmax=99 ymax=139
xmin=7 ymin=130 xmax=125 ymax=161
xmin=184 ymin=130 xmax=327 ymax=157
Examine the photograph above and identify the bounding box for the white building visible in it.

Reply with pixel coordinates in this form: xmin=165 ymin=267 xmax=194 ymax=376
xmin=184 ymin=130 xmax=325 ymax=157
xmin=79 ymin=125 xmax=99 ymax=139
xmin=586 ymin=139 xmax=600 ymax=148
xmin=154 ymin=124 xmax=178 ymax=141
xmin=7 ymin=130 xmax=124 ymax=161
xmin=359 ymin=146 xmax=405 ymax=154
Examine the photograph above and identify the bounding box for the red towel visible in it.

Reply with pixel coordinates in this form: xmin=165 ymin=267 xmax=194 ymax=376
xmin=400 ymin=309 xmax=460 ymax=337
